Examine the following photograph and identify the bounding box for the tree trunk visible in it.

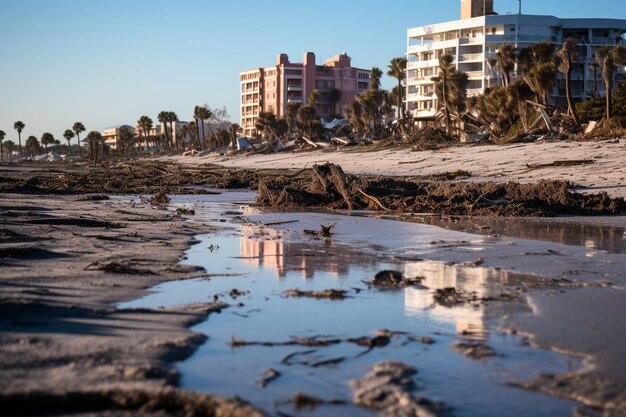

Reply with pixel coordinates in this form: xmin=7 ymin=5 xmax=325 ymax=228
xmin=76 ymin=134 xmax=82 ymax=157
xmin=606 ymin=81 xmax=612 ymax=120
xmin=443 ymin=75 xmax=451 ymax=136
xmin=593 ymin=67 xmax=598 ymax=99
xmin=200 ymin=120 xmax=206 ymax=149
xmin=67 ymin=140 xmax=72 ymax=156
xmin=18 ymin=133 xmax=22 ymax=156
xmin=565 ymin=68 xmax=578 ymax=123
xmin=397 ymin=79 xmax=403 ymax=119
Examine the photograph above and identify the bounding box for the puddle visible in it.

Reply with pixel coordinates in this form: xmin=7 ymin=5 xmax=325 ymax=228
xmin=117 ymin=194 xmax=617 ymax=417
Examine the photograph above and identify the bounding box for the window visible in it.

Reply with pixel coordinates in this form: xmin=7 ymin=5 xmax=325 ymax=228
xmin=358 ymin=72 xmax=369 ymax=80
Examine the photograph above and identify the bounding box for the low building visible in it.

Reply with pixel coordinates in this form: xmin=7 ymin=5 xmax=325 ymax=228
xmin=102 ymin=125 xmax=135 ymax=149
xmin=406 ymin=0 xmax=626 ymax=120
xmin=240 ymin=52 xmax=371 ymax=136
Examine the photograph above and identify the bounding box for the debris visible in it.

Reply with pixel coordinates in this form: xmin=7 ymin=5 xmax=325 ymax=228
xmin=278 ymin=392 xmax=346 ymax=412
xmin=406 ymin=336 xmax=436 ymax=345
xmin=304 ymin=223 xmax=335 ymax=238
xmin=175 ymin=207 xmax=195 ymax=216
xmin=256 ymin=368 xmax=281 ymax=388
xmin=433 ymin=287 xmax=465 ymax=306
xmin=282 ymin=289 xmax=347 ymax=300
xmin=351 ymin=361 xmax=447 ymax=417
xmin=281 ymin=349 xmax=318 ymax=366
xmin=371 ymin=270 xmax=424 ymax=288
xmin=584 ymin=121 xmax=598 ymax=134
xmin=526 ymin=159 xmax=595 ymax=170
xmin=311 ymin=357 xmax=345 ymax=368
xmin=453 ymin=342 xmax=498 ymax=360
xmin=148 ymin=190 xmax=170 ymax=207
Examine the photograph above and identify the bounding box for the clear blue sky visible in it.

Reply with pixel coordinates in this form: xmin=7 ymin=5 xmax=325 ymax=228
xmin=0 ymin=0 xmax=623 ymax=144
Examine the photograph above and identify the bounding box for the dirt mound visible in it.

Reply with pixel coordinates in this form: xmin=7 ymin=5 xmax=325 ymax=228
xmin=256 ymin=163 xmax=625 ymax=216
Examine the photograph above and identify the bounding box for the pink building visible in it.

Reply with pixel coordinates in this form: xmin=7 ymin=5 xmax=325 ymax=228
xmin=240 ymin=52 xmax=371 ymax=136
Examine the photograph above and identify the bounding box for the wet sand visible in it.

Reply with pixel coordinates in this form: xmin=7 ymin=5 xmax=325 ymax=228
xmin=1 ymin=159 xmax=625 ymax=416
xmin=0 ymin=192 xmax=265 ymax=416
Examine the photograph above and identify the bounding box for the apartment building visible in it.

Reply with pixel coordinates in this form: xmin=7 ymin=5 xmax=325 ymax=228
xmin=102 ymin=125 xmax=135 ymax=149
xmin=406 ymin=0 xmax=626 ymax=120
xmin=240 ymin=52 xmax=371 ymax=136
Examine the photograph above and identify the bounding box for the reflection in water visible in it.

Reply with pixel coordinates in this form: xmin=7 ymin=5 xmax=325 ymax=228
xmin=123 ymin=213 xmax=581 ymax=417
xmin=404 ymin=261 xmax=490 ymax=340
xmin=239 ymin=225 xmax=378 ymax=279
xmin=407 ymin=215 xmax=626 ymax=254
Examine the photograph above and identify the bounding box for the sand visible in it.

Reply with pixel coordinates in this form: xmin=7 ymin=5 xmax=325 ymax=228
xmin=162 ymin=138 xmax=626 ymax=199
xmin=0 ymin=192 xmax=266 ymax=416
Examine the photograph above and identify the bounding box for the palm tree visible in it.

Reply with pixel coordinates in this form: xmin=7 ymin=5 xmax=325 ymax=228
xmin=0 ymin=130 xmax=5 ymax=161
xmin=194 ymin=106 xmax=213 ymax=147
xmin=228 ymin=123 xmax=240 ymax=149
xmin=168 ymin=111 xmax=179 ymax=149
xmin=41 ymin=132 xmax=54 ymax=151
xmin=595 ymin=45 xmax=626 ymax=119
xmin=72 ymin=122 xmax=86 ymax=156
xmin=137 ymin=115 xmax=153 ymax=151
xmin=557 ymin=38 xmax=580 ymax=123
xmin=157 ymin=111 xmax=170 ymax=149
xmin=25 ymin=136 xmax=40 ymax=158
xmin=328 ymin=88 xmax=342 ymax=118
xmin=86 ymin=131 xmax=103 ymax=165
xmin=496 ymin=44 xmax=517 ymax=87
xmin=63 ymin=129 xmax=75 ymax=156
xmin=519 ymin=42 xmax=557 ymax=106
xmin=4 ymin=140 xmax=16 ymax=162
xmin=432 ymin=55 xmax=469 ymax=137
xmin=469 ymin=86 xmax=517 ymax=137
xmin=370 ymin=67 xmax=383 ymax=90
xmin=344 ymin=99 xmax=366 ymax=138
xmin=387 ymin=57 xmax=408 ymax=118
xmin=13 ymin=121 xmax=25 ymax=156
xmin=590 ymin=61 xmax=600 ymax=99
xmin=432 ymin=55 xmax=455 ymax=135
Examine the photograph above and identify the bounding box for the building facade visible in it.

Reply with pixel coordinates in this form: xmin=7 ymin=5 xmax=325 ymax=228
xmin=240 ymin=52 xmax=371 ymax=136
xmin=406 ymin=0 xmax=626 ymax=120
xmin=102 ymin=125 xmax=135 ymax=149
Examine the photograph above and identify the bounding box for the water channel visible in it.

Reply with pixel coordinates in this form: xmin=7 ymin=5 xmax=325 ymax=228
xmin=119 ymin=191 xmax=626 ymax=417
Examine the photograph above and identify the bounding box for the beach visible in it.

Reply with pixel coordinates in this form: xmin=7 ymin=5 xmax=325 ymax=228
xmin=1 ymin=140 xmax=625 ymax=416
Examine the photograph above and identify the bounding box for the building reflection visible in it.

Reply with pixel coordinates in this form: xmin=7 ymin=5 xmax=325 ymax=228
xmin=416 ymin=216 xmax=626 ymax=254
xmin=239 ymin=225 xmax=377 ymax=279
xmin=402 ymin=261 xmax=534 ymax=340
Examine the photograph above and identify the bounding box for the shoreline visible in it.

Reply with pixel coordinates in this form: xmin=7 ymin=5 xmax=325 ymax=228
xmin=0 ymin=192 xmax=266 ymax=416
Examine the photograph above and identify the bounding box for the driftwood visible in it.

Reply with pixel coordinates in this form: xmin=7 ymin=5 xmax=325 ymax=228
xmin=526 ymin=159 xmax=594 ymax=169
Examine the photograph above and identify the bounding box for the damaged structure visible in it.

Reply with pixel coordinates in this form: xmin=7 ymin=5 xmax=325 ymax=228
xmin=406 ymin=0 xmax=626 ymax=121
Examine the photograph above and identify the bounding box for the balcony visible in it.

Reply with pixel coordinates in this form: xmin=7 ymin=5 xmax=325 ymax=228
xmin=459 ymin=36 xmax=484 ymax=45
xmin=458 ymin=53 xmax=483 ymax=62
xmin=287 ymin=84 xmax=303 ymax=91
xmin=465 ymin=70 xmax=484 ymax=79
xmin=591 ymin=37 xmax=616 ymax=45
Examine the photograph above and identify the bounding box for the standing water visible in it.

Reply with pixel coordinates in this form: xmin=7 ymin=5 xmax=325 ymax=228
xmin=120 ymin=192 xmax=626 ymax=416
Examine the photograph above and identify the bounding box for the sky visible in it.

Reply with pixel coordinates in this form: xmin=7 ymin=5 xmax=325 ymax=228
xmin=1 ymin=0 xmax=624 ymax=144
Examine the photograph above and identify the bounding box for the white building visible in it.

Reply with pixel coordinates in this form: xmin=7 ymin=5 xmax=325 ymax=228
xmin=102 ymin=125 xmax=135 ymax=149
xmin=406 ymin=0 xmax=626 ymax=120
